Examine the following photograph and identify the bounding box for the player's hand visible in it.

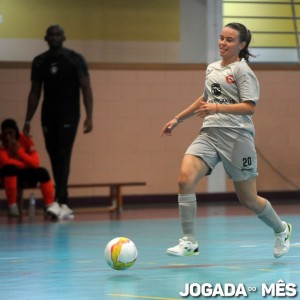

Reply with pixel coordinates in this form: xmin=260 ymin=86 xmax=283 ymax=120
xmin=83 ymin=118 xmax=93 ymax=133
xmin=194 ymin=100 xmax=218 ymax=117
xmin=7 ymin=138 xmax=20 ymax=156
xmin=160 ymin=118 xmax=179 ymax=137
xmin=23 ymin=122 xmax=31 ymax=136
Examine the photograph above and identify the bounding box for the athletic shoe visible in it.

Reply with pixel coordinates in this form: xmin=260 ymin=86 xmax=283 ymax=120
xmin=46 ymin=202 xmax=61 ymax=218
xmin=59 ymin=204 xmax=74 ymax=219
xmin=274 ymin=221 xmax=292 ymax=258
xmin=166 ymin=237 xmax=199 ymax=256
xmin=8 ymin=204 xmax=19 ymax=217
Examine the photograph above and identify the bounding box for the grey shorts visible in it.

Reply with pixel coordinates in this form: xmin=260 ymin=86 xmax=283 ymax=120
xmin=185 ymin=127 xmax=258 ymax=181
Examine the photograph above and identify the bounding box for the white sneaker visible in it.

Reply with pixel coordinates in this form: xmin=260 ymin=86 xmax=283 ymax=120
xmin=8 ymin=204 xmax=19 ymax=217
xmin=274 ymin=221 xmax=292 ymax=258
xmin=59 ymin=204 xmax=74 ymax=219
xmin=46 ymin=202 xmax=61 ymax=218
xmin=166 ymin=237 xmax=199 ymax=256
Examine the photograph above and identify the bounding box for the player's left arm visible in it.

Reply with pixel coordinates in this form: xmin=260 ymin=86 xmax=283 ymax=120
xmin=198 ymin=69 xmax=258 ymax=116
xmin=15 ymin=147 xmax=40 ymax=168
xmin=213 ymin=100 xmax=255 ymax=115
xmin=221 ymin=69 xmax=259 ymax=115
xmin=13 ymin=135 xmax=40 ymax=168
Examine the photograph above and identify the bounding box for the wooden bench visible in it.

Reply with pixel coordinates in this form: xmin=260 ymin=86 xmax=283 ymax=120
xmin=67 ymin=182 xmax=146 ymax=213
xmin=0 ymin=181 xmax=146 ymax=217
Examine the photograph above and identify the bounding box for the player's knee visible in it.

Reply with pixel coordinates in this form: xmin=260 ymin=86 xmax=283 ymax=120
xmin=238 ymin=196 xmax=261 ymax=212
xmin=178 ymin=172 xmax=194 ymax=191
xmin=1 ymin=164 xmax=19 ymax=176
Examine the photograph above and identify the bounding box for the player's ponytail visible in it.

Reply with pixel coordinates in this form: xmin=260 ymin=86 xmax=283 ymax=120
xmin=225 ymin=23 xmax=255 ymax=63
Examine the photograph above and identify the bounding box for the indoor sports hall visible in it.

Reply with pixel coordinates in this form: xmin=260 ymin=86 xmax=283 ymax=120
xmin=0 ymin=1 xmax=299 ymax=300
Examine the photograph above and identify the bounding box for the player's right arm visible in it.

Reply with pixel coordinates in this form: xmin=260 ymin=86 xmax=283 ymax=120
xmin=23 ymin=80 xmax=42 ymax=135
xmin=160 ymin=96 xmax=204 ymax=137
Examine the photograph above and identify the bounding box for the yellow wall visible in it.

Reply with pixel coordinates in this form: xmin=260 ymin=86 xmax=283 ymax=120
xmin=223 ymin=0 xmax=300 ymax=48
xmin=0 ymin=0 xmax=179 ymax=41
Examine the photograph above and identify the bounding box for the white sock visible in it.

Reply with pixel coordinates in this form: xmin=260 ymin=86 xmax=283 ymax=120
xmin=178 ymin=193 xmax=197 ymax=242
xmin=257 ymin=200 xmax=285 ymax=233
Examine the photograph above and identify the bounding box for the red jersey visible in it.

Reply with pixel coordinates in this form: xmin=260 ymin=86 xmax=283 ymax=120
xmin=0 ymin=133 xmax=40 ymax=169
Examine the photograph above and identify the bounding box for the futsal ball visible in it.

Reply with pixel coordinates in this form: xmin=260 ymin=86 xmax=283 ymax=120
xmin=104 ymin=237 xmax=138 ymax=271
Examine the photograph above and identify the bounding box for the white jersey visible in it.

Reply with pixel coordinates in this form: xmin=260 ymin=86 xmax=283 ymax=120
xmin=202 ymin=59 xmax=260 ymax=135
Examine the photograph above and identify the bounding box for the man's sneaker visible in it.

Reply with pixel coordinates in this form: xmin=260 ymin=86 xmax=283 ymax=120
xmin=8 ymin=204 xmax=19 ymax=217
xmin=46 ymin=202 xmax=61 ymax=218
xmin=59 ymin=204 xmax=74 ymax=220
xmin=274 ymin=221 xmax=292 ymax=258
xmin=166 ymin=237 xmax=199 ymax=256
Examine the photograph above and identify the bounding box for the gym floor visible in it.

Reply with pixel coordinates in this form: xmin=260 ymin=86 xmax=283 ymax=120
xmin=0 ymin=201 xmax=299 ymax=300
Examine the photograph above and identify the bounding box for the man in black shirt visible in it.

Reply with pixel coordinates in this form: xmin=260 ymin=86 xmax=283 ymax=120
xmin=23 ymin=25 xmax=94 ymax=219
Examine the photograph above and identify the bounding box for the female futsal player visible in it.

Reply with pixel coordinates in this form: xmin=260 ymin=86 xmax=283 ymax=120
xmin=161 ymin=22 xmax=292 ymax=258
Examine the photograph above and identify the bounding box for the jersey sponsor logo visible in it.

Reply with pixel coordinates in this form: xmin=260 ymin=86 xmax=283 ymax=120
xmin=242 ymin=167 xmax=254 ymax=172
xmin=211 ymin=83 xmax=222 ymax=96
xmin=226 ymin=75 xmax=235 ymax=84
xmin=209 ymin=98 xmax=236 ymax=105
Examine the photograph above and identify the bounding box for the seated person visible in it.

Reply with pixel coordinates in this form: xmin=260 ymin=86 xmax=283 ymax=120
xmin=0 ymin=118 xmax=60 ymax=218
